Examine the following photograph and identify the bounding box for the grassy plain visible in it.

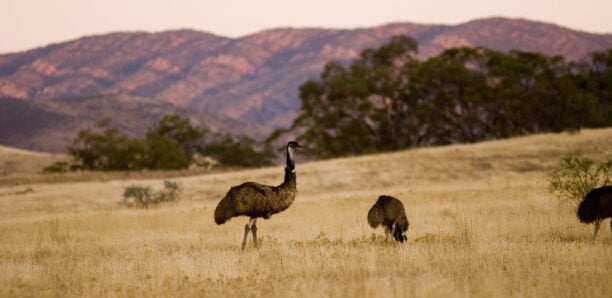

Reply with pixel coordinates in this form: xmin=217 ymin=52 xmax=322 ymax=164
xmin=0 ymin=129 xmax=611 ymax=297
xmin=0 ymin=145 xmax=67 ymax=176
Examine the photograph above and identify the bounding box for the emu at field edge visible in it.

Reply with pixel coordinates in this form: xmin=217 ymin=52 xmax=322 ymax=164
xmin=368 ymin=195 xmax=409 ymax=242
xmin=577 ymin=185 xmax=612 ymax=240
xmin=214 ymin=141 xmax=302 ymax=249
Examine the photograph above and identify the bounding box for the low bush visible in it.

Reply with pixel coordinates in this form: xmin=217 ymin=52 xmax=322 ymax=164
xmin=548 ymin=152 xmax=611 ymax=204
xmin=122 ymin=180 xmax=181 ymax=208
xmin=43 ymin=161 xmax=70 ymax=173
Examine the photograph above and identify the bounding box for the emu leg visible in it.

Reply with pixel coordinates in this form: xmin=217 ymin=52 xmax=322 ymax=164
xmin=609 ymin=219 xmax=612 ymax=237
xmin=593 ymin=220 xmax=601 ymax=240
xmin=242 ymin=218 xmax=256 ymax=250
xmin=251 ymin=219 xmax=258 ymax=248
xmin=241 ymin=223 xmax=250 ymax=250
xmin=384 ymin=226 xmax=391 ymax=241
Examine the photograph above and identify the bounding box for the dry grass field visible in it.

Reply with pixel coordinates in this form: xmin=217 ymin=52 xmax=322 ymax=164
xmin=0 ymin=145 xmax=67 ymax=176
xmin=0 ymin=144 xmax=222 ymax=187
xmin=1 ymin=129 xmax=611 ymax=297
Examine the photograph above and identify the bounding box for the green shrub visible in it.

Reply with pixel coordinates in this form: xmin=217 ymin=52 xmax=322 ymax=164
xmin=548 ymin=152 xmax=611 ymax=204
xmin=146 ymin=114 xmax=206 ymax=162
xmin=43 ymin=161 xmax=70 ymax=173
xmin=68 ymin=115 xmax=276 ymax=171
xmin=122 ymin=180 xmax=182 ymax=208
xmin=142 ymin=135 xmax=191 ymax=170
xmin=68 ymin=119 xmax=147 ymax=171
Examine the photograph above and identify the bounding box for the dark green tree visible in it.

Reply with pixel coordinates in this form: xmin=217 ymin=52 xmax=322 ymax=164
xmin=204 ymin=134 xmax=274 ymax=167
xmin=571 ymin=50 xmax=612 ymax=126
xmin=142 ymin=135 xmax=191 ymax=170
xmin=68 ymin=119 xmax=147 ymax=170
xmin=410 ymin=47 xmax=492 ymax=144
xmin=68 ymin=115 xmax=277 ymax=170
xmin=146 ymin=114 xmax=206 ymax=161
xmin=286 ymin=35 xmax=420 ymax=158
xmin=271 ymin=35 xmax=612 ymax=159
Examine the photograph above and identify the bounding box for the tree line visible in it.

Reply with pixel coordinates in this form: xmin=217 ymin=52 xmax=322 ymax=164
xmin=270 ymin=36 xmax=611 ymax=158
xmin=63 ymin=114 xmax=273 ymax=171
xmin=61 ymin=36 xmax=610 ymax=171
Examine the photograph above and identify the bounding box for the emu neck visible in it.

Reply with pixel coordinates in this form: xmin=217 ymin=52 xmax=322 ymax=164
xmin=286 ymin=146 xmax=295 ymax=171
xmin=282 ymin=168 xmax=296 ymax=189
xmin=283 ymin=146 xmax=296 ymax=189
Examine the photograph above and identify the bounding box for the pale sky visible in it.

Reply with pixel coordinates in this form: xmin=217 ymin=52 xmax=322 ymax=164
xmin=1 ymin=0 xmax=611 ymax=54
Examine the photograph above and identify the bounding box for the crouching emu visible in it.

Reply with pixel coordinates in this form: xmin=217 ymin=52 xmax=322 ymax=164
xmin=214 ymin=141 xmax=302 ymax=249
xmin=577 ymin=185 xmax=612 ymax=240
xmin=368 ymin=195 xmax=409 ymax=242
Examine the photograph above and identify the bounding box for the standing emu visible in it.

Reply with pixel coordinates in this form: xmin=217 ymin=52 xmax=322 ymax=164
xmin=577 ymin=185 xmax=612 ymax=240
xmin=367 ymin=195 xmax=409 ymax=242
xmin=214 ymin=141 xmax=302 ymax=249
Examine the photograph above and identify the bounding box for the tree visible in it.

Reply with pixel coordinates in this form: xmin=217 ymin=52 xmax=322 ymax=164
xmin=142 ymin=135 xmax=190 ymax=170
xmin=68 ymin=115 xmax=276 ymax=170
xmin=146 ymin=114 xmax=206 ymax=161
xmin=410 ymin=47 xmax=492 ymax=144
xmin=68 ymin=116 xmax=198 ymax=171
xmin=284 ymin=35 xmax=420 ymax=158
xmin=204 ymin=134 xmax=274 ymax=167
xmin=68 ymin=119 xmax=147 ymax=170
xmin=270 ymin=35 xmax=612 ymax=159
xmin=572 ymin=50 xmax=612 ymax=127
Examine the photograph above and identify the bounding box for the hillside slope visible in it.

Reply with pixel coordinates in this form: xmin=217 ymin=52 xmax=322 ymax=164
xmin=0 ymin=144 xmax=66 ymax=175
xmin=1 ymin=17 xmax=611 ymax=131
xmin=0 ymin=95 xmax=269 ymax=152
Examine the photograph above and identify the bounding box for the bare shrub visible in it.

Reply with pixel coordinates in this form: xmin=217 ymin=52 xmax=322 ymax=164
xmin=548 ymin=152 xmax=611 ymax=204
xmin=122 ymin=180 xmax=181 ymax=208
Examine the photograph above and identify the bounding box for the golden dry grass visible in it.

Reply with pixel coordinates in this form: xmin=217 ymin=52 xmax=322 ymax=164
xmin=1 ymin=129 xmax=611 ymax=297
xmin=0 ymin=144 xmax=226 ymax=187
xmin=0 ymin=145 xmax=67 ymax=175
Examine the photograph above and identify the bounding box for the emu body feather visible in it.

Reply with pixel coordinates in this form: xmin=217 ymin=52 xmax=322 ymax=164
xmin=213 ymin=141 xmax=302 ymax=249
xmin=368 ymin=195 xmax=409 ymax=242
xmin=576 ymin=185 xmax=612 ymax=240
xmin=214 ymin=171 xmax=296 ymax=224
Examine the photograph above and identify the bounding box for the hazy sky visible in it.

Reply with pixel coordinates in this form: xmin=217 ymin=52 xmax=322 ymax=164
xmin=2 ymin=0 xmax=611 ymax=54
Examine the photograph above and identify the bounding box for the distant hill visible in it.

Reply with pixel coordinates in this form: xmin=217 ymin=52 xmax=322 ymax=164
xmin=0 ymin=95 xmax=269 ymax=152
xmin=1 ymin=17 xmax=611 ymax=152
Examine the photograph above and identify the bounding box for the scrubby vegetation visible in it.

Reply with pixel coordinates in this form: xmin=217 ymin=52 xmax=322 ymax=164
xmin=122 ymin=180 xmax=181 ymax=208
xmin=42 ymin=161 xmax=71 ymax=173
xmin=271 ymin=36 xmax=612 ymax=158
xmin=67 ymin=114 xmax=273 ymax=171
xmin=549 ymin=153 xmax=612 ymax=204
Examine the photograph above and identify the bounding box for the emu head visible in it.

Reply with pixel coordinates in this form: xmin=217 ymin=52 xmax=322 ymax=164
xmin=393 ymin=228 xmax=407 ymax=242
xmin=286 ymin=141 xmax=302 ymax=171
xmin=287 ymin=141 xmax=302 ymax=150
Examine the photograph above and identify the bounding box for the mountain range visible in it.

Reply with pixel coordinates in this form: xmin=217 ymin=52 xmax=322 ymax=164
xmin=1 ymin=17 xmax=611 ymax=153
